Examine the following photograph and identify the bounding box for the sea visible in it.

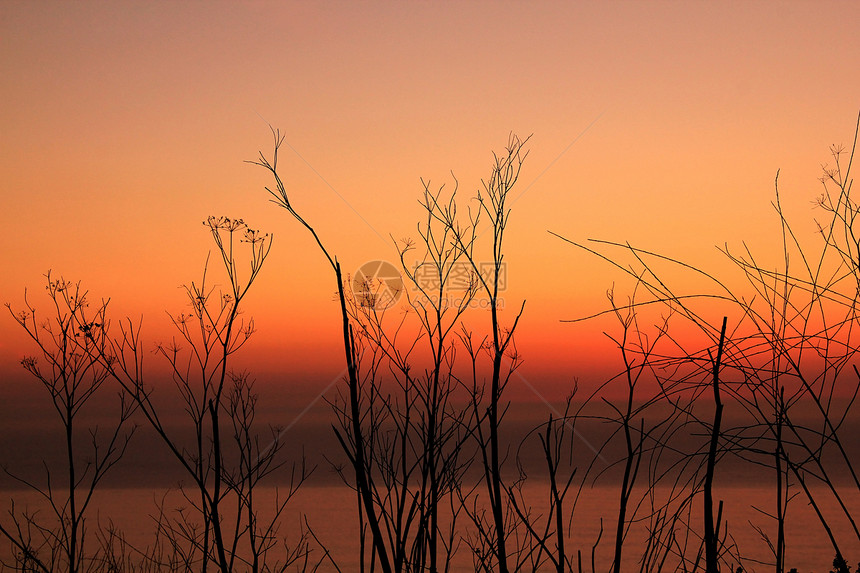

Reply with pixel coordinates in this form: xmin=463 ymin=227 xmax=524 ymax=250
xmin=2 ymin=481 xmax=858 ymax=573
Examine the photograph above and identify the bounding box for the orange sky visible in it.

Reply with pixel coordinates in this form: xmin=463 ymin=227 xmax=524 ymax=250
xmin=2 ymin=1 xmax=860 ymax=403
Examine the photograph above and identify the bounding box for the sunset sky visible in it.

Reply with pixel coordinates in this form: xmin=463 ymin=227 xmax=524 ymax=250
xmin=2 ymin=1 xmax=860 ymax=409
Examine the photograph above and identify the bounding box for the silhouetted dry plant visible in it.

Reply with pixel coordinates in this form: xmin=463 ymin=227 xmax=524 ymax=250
xmin=449 ymin=134 xmax=529 ymax=573
xmin=99 ymin=217 xmax=313 ymax=572
xmin=2 ymin=274 xmax=136 ymax=572
xmin=254 ymin=134 xmax=398 ymax=573
xmin=255 ymin=132 xmax=533 ymax=573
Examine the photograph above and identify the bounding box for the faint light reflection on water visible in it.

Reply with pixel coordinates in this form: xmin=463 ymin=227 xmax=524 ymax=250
xmin=2 ymin=483 xmax=858 ymax=572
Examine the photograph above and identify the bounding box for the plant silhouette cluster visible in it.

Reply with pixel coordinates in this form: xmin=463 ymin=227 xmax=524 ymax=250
xmin=2 ymin=116 xmax=860 ymax=572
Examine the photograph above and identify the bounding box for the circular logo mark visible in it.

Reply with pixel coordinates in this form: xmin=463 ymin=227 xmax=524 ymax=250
xmin=352 ymin=260 xmax=404 ymax=310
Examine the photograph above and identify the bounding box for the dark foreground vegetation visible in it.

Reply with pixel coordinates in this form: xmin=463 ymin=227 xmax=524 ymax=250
xmin=2 ymin=115 xmax=860 ymax=572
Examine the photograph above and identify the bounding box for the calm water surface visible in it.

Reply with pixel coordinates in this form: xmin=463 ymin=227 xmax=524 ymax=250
xmin=3 ymin=483 xmax=858 ymax=572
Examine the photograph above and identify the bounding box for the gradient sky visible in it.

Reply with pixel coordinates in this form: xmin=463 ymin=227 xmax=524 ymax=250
xmin=2 ymin=1 xmax=860 ymax=404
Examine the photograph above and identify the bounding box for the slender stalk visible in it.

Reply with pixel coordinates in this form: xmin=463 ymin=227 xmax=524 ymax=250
xmin=704 ymin=317 xmax=728 ymax=573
